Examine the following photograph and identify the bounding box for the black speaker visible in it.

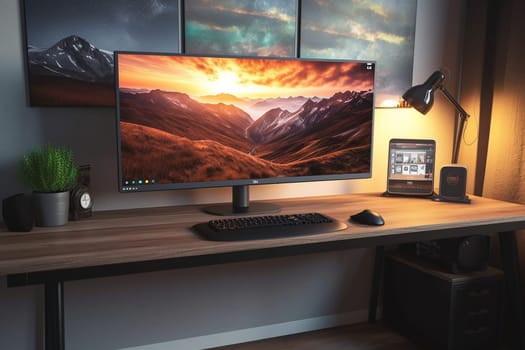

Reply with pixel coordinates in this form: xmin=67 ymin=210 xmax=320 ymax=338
xmin=412 ymin=235 xmax=490 ymax=273
xmin=435 ymin=165 xmax=470 ymax=203
xmin=2 ymin=193 xmax=34 ymax=232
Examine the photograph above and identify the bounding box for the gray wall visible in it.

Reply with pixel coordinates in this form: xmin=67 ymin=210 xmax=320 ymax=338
xmin=0 ymin=1 xmax=466 ymax=349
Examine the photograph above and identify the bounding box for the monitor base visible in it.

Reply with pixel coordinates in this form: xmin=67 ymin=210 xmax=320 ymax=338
xmin=203 ymin=202 xmax=281 ymax=216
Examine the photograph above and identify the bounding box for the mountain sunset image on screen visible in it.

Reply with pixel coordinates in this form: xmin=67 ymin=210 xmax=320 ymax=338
xmin=115 ymin=53 xmax=374 ymax=187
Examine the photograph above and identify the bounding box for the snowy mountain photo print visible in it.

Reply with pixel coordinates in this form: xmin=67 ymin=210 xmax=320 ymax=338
xmin=23 ymin=0 xmax=180 ymax=106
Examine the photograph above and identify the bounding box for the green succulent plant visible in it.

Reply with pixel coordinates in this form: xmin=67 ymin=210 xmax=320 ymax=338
xmin=18 ymin=145 xmax=78 ymax=193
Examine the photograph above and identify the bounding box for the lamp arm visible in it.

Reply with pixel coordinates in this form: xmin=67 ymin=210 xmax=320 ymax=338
xmin=439 ymin=86 xmax=470 ymax=121
xmin=439 ymin=86 xmax=470 ymax=164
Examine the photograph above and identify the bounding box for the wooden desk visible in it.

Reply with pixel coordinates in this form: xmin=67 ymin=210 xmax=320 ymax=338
xmin=1 ymin=193 xmax=525 ymax=349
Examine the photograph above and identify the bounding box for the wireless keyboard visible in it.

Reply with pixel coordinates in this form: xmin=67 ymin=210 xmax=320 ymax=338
xmin=193 ymin=212 xmax=347 ymax=241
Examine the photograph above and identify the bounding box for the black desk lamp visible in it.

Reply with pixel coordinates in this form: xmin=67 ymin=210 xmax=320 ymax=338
xmin=402 ymin=70 xmax=470 ymax=164
xmin=403 ymin=70 xmax=471 ymax=203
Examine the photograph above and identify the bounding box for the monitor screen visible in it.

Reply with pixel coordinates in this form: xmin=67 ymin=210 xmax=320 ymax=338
xmin=115 ymin=52 xmax=375 ymax=214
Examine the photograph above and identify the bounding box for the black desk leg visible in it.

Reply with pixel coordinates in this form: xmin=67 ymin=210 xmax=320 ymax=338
xmin=45 ymin=280 xmax=65 ymax=350
xmin=499 ymin=231 xmax=525 ymax=350
xmin=368 ymin=245 xmax=384 ymax=323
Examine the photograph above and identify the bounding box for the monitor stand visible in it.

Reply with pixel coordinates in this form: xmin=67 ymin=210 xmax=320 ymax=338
xmin=203 ymin=185 xmax=281 ymax=216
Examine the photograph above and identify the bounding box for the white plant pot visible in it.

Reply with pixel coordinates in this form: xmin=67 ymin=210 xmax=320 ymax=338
xmin=32 ymin=191 xmax=70 ymax=227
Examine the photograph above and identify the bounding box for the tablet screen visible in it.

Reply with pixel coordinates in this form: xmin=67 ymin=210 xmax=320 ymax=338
xmin=387 ymin=139 xmax=436 ymax=196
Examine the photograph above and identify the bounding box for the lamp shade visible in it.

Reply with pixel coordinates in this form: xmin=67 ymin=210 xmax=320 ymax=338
xmin=402 ymin=70 xmax=446 ymax=115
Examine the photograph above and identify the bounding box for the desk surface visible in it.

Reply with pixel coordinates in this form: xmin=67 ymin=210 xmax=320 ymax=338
xmin=1 ymin=193 xmax=525 ymax=279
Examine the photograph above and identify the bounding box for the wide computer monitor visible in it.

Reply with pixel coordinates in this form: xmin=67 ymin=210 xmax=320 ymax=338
xmin=115 ymin=52 xmax=375 ymax=215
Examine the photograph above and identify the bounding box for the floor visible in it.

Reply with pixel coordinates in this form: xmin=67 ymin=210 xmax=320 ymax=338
xmin=211 ymin=322 xmax=429 ymax=350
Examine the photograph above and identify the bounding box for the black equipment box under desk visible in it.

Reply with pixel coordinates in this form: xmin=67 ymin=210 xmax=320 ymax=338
xmin=382 ymin=252 xmax=503 ymax=350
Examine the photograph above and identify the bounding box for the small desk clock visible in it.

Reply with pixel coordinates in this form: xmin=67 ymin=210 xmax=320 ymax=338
xmin=69 ymin=165 xmax=93 ymax=220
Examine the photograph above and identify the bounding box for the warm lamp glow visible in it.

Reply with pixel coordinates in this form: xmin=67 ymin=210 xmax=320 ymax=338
xmin=380 ymin=99 xmax=400 ymax=108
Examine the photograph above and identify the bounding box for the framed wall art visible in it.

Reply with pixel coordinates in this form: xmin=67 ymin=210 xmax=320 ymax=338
xmin=184 ymin=0 xmax=297 ymax=57
xmin=23 ymin=0 xmax=181 ymax=107
xmin=22 ymin=0 xmax=416 ymax=108
xmin=300 ymin=0 xmax=418 ymax=108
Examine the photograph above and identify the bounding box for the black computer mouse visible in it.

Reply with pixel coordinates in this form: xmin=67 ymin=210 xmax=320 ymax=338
xmin=350 ymin=209 xmax=385 ymax=226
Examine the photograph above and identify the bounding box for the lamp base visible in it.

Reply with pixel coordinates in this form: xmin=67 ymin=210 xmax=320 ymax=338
xmin=432 ymin=195 xmax=471 ymax=204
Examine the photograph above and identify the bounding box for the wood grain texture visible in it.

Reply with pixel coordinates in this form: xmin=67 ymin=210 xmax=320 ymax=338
xmin=1 ymin=193 xmax=525 ymax=276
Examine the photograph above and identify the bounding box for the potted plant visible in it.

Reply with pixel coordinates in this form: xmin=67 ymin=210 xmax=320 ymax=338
xmin=18 ymin=145 xmax=78 ymax=226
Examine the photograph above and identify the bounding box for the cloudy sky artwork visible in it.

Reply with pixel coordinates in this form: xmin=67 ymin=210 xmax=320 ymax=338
xmin=301 ymin=0 xmax=417 ymax=107
xmin=24 ymin=0 xmax=180 ymax=52
xmin=185 ymin=0 xmax=297 ymax=57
